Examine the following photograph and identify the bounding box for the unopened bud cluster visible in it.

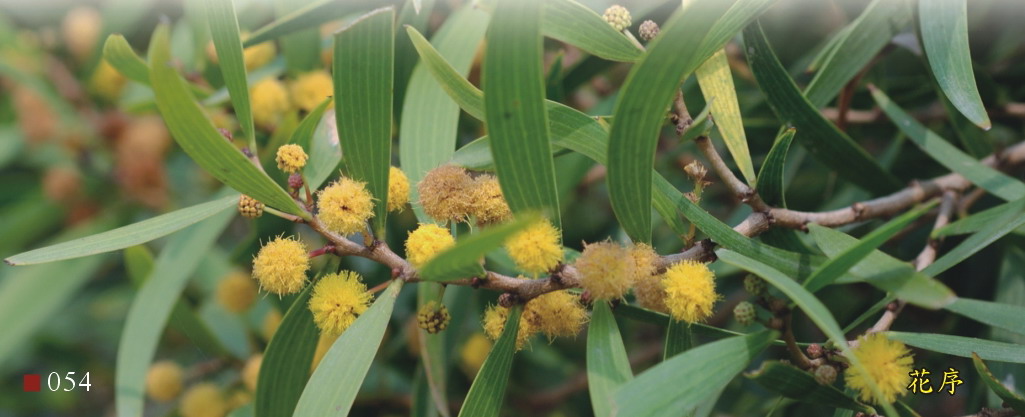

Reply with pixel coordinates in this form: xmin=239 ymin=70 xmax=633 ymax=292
xmin=417 ymin=301 xmax=451 ymax=334
xmin=602 ymin=5 xmax=632 ymax=32
xmin=238 ymin=195 xmax=264 ymax=219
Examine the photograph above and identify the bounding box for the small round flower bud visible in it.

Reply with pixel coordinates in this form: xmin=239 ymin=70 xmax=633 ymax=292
xmin=743 ymin=274 xmax=766 ymax=296
xmin=405 ymin=223 xmax=455 ymax=268
xmin=252 ymin=236 xmax=310 ymax=295
xmin=145 ymin=360 xmax=183 ymax=402
xmin=814 ymin=364 xmax=838 ymax=385
xmin=684 ymin=160 xmax=708 ymax=182
xmin=276 ymin=144 xmax=308 ymax=173
xmin=416 ymin=300 xmax=451 ymax=334
xmin=807 ymin=343 xmax=824 ymax=359
xmin=288 ymin=173 xmax=304 ymax=189
xmin=238 ymin=195 xmax=264 ymax=219
xmin=242 ymin=354 xmax=262 ymax=392
xmin=733 ymin=301 xmax=756 ymax=326
xmin=638 ymin=20 xmax=659 ymax=41
xmin=602 ymin=5 xmax=632 ymax=32
xmin=180 ymin=383 xmax=227 ymax=417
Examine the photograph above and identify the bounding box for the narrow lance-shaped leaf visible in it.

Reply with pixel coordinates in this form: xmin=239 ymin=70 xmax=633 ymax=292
xmin=5 ymin=194 xmax=238 ymax=266
xmin=148 ymin=24 xmax=306 ymax=217
xmin=924 ymin=197 xmax=1025 ymax=276
xmin=207 ymin=0 xmax=255 ymax=144
xmin=483 ymin=0 xmax=561 ymax=228
xmin=244 ymin=0 xmax=381 ymax=47
xmin=663 ymin=320 xmax=692 ymax=360
xmin=541 ymin=0 xmax=642 ymax=63
xmin=746 ymin=361 xmax=875 ymax=414
xmin=919 ymin=0 xmax=991 ymax=129
xmin=102 ymin=34 xmax=149 ymax=84
xmin=973 ymin=353 xmax=1025 ymax=414
xmin=334 ymin=7 xmax=395 ymax=237
xmin=255 ymin=280 xmax=320 ymax=417
xmin=695 ymin=48 xmax=755 ymax=184
xmin=587 ymin=301 xmax=633 ymax=417
xmin=457 ymin=307 xmax=521 ymax=417
xmin=884 ymin=332 xmax=1025 ymax=364
xmin=944 ymin=298 xmax=1025 ymax=337
xmin=294 ymin=98 xmax=336 ymax=189
xmin=419 ymin=213 xmax=541 ymax=282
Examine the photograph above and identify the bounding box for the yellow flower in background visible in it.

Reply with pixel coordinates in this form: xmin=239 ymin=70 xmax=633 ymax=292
xmin=145 ymin=360 xmax=183 ymax=402
xmin=290 ymin=70 xmax=334 ymax=112
xmin=89 ymin=59 xmax=126 ymax=101
xmin=252 ymin=236 xmax=309 ymax=295
xmin=460 ymin=332 xmax=492 ymax=376
xmin=275 ymin=144 xmax=308 ymax=173
xmin=62 ymin=6 xmax=100 ymax=62
xmin=504 ymin=219 xmax=563 ymax=276
xmin=317 ymin=177 xmax=375 ymax=235
xmin=262 ymin=309 xmax=282 ymax=340
xmin=468 ymin=174 xmax=511 ymax=225
xmin=387 ymin=166 xmax=410 ymax=212
xmin=216 ymin=270 xmax=257 ymax=313
xmin=662 ymin=260 xmax=718 ymax=323
xmin=308 ymin=271 xmax=372 ymax=336
xmin=241 ymin=354 xmax=262 ymax=392
xmin=405 ymin=223 xmax=455 ymax=268
xmin=206 ymin=32 xmax=276 ymax=71
xmin=629 ymin=243 xmax=666 ymax=312
xmin=575 ymin=241 xmax=635 ymax=300
xmin=180 ymin=383 xmax=228 ymax=417
xmin=845 ymin=333 xmax=915 ymax=404
xmin=418 ymin=164 xmax=474 ymax=223
xmin=250 ymin=77 xmax=289 ymax=129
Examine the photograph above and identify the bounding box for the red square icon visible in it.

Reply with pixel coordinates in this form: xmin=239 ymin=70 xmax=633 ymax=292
xmin=23 ymin=374 xmax=41 ymax=392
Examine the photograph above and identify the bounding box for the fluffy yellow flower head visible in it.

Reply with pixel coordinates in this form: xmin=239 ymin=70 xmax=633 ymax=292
xmin=482 ymin=304 xmax=534 ymax=350
xmin=317 ymin=177 xmax=375 ymax=235
xmin=845 ymin=333 xmax=914 ymax=404
xmin=90 ymin=59 xmax=126 ymax=101
xmin=460 ymin=333 xmax=492 ymax=377
xmin=308 ymin=271 xmax=372 ymax=336
xmin=243 ymin=40 xmax=276 ymax=71
xmin=252 ymin=236 xmax=310 ymax=295
xmin=275 ymin=144 xmax=308 ymax=173
xmin=468 ymin=174 xmax=511 ymax=225
xmin=290 ymin=71 xmax=334 ymax=112
xmin=575 ymin=241 xmax=635 ymax=300
xmin=504 ymin=219 xmax=563 ymax=276
xmin=418 ymin=165 xmax=474 ymax=223
xmin=145 ymin=360 xmax=183 ymax=402
xmin=262 ymin=309 xmax=282 ymax=340
xmin=216 ymin=271 xmax=257 ymax=313
xmin=250 ymin=78 xmax=290 ymax=129
xmin=387 ymin=166 xmax=410 ymax=212
xmin=405 ymin=223 xmax=455 ymax=268
xmin=629 ymin=243 xmax=667 ymax=312
xmin=180 ymin=383 xmax=228 ymax=417
xmin=529 ymin=290 xmax=588 ymax=339
xmin=662 ymin=260 xmax=718 ymax=323
xmin=242 ymin=354 xmax=262 ymax=392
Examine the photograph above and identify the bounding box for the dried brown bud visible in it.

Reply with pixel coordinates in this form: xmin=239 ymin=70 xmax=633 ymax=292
xmin=806 ymin=343 xmax=823 ymax=359
xmin=288 ymin=173 xmax=304 ymax=189
xmin=684 ymin=160 xmax=708 ymax=182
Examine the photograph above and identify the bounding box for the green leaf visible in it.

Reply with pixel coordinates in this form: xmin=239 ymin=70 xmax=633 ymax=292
xmin=803 ymin=202 xmax=936 ymax=293
xmin=148 ymin=25 xmax=306 ymax=218
xmin=256 ymin=282 xmax=319 ymax=417
xmin=587 ymin=302 xmax=633 ymax=417
xmin=809 ymin=225 xmax=956 ymax=309
xmin=542 ymin=0 xmax=642 ymax=63
xmin=608 ymin=0 xmax=773 ymax=243
xmin=972 ymin=353 xmax=1025 ymax=415
xmin=755 ymin=128 xmax=812 ymax=253
xmin=292 ymin=280 xmax=403 ymax=417
xmin=745 ymin=361 xmax=875 ymax=414
xmin=615 ymin=304 xmax=795 ymax=346
xmin=884 ymin=332 xmax=1025 ymax=364
xmin=334 ymin=7 xmax=395 ymax=237
xmin=207 ymin=0 xmax=255 ymax=143
xmin=416 ymin=283 xmax=450 ymax=417
xmin=399 ymin=5 xmax=491 ymax=221
xmin=116 ymin=207 xmax=235 ymax=417
xmin=695 ymin=49 xmax=755 ymax=184
xmin=715 ymin=250 xmax=899 ymax=417
xmin=944 ymin=298 xmax=1025 ymax=337
xmin=663 ymin=319 xmax=693 ymax=360
xmin=273 ymin=0 xmax=320 ymax=73
xmin=483 ymin=0 xmax=561 ymax=228
xmin=744 ymin=21 xmax=901 ymax=195
xmin=923 ymin=197 xmax=1025 ymax=276
xmin=919 ymin=0 xmax=991 ymax=129
xmin=932 ymin=199 xmax=1019 ymax=237
xmin=102 ymin=34 xmax=150 ymax=84
xmin=5 ymin=195 xmax=237 ymax=266
xmin=458 ymin=307 xmax=521 ymax=417
xmin=870 ymin=86 xmax=1022 ymax=201
xmin=294 ymin=98 xmax=335 ymax=189
xmin=803 ymin=0 xmax=912 ymax=108
xmin=613 ymin=330 xmax=777 ymax=417
xmin=419 ymin=213 xmax=541 ymax=282
xmin=244 ymin=0 xmax=379 ymax=47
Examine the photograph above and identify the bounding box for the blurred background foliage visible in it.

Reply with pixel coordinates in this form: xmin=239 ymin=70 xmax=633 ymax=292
xmin=1 ymin=0 xmax=1024 ymax=416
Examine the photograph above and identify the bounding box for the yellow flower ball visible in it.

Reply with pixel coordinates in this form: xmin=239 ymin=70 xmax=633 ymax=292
xmin=145 ymin=360 xmax=183 ymax=402
xmin=311 ymin=333 xmax=339 ymax=371
xmin=242 ymin=354 xmax=262 ymax=392
xmin=317 ymin=177 xmax=375 ymax=235
xmin=290 ymin=71 xmax=334 ymax=112
xmin=418 ymin=165 xmax=474 ymax=223
xmin=468 ymin=174 xmax=511 ymax=225
xmin=460 ymin=333 xmax=492 ymax=376
xmin=482 ymin=304 xmax=534 ymax=350
xmin=62 ymin=6 xmax=101 ymax=62
xmin=275 ymin=144 xmax=308 ymax=173
xmin=405 ymin=223 xmax=455 ymax=268
xmin=216 ymin=271 xmax=257 ymax=313
xmin=243 ymin=40 xmax=276 ymax=71
xmin=387 ymin=166 xmax=410 ymax=212
xmin=529 ymin=290 xmax=587 ymax=339
xmin=504 ymin=219 xmax=563 ymax=276
xmin=845 ymin=333 xmax=914 ymax=404
xmin=250 ymin=77 xmax=290 ymax=129
xmin=308 ymin=271 xmax=372 ymax=336
xmin=89 ymin=59 xmax=126 ymax=101
xmin=262 ymin=308 xmax=282 ymax=341
xmin=180 ymin=383 xmax=228 ymax=417
xmin=629 ymin=243 xmax=667 ymax=312
xmin=575 ymin=241 xmax=635 ymax=300
xmin=252 ymin=236 xmax=310 ymax=295
xmin=662 ymin=260 xmax=718 ymax=323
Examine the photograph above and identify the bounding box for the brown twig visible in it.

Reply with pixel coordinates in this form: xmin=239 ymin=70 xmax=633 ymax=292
xmin=956 ymin=408 xmax=1019 ymax=417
